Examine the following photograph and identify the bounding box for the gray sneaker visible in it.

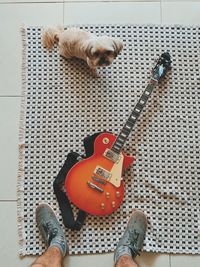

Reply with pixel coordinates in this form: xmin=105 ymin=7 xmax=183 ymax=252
xmin=114 ymin=210 xmax=147 ymax=264
xmin=36 ymin=203 xmax=69 ymax=256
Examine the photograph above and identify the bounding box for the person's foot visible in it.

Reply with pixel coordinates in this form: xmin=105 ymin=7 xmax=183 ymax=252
xmin=114 ymin=209 xmax=147 ymax=264
xmin=36 ymin=203 xmax=69 ymax=256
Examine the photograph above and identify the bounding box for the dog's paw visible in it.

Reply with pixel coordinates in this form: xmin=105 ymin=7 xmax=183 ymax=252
xmin=90 ymin=68 xmax=100 ymax=78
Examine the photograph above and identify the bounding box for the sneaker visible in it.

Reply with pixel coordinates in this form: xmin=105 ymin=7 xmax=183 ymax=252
xmin=114 ymin=210 xmax=147 ymax=264
xmin=36 ymin=203 xmax=69 ymax=256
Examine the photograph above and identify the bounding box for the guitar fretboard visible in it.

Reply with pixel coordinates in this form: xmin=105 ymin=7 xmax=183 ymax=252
xmin=111 ymin=80 xmax=157 ymax=154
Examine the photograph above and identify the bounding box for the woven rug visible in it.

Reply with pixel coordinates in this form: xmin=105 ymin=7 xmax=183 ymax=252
xmin=18 ymin=24 xmax=200 ymax=256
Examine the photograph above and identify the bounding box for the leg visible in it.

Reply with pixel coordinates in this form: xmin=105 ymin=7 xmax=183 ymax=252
xmin=115 ymin=255 xmax=139 ymax=267
xmin=30 ymin=246 xmax=62 ymax=267
xmin=114 ymin=209 xmax=147 ymax=267
xmin=30 ymin=203 xmax=69 ymax=267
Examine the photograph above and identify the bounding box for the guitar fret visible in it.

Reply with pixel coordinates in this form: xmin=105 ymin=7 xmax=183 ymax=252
xmin=113 ymin=144 xmax=121 ymax=151
xmin=130 ymin=115 xmax=137 ymax=121
xmin=140 ymin=95 xmax=148 ymax=103
xmin=121 ymin=132 xmax=127 ymax=138
xmin=120 ymin=134 xmax=127 ymax=143
xmin=126 ymin=123 xmax=133 ymax=130
xmin=145 ymin=90 xmax=150 ymax=96
xmin=139 ymin=99 xmax=145 ymax=105
xmin=112 ymin=147 xmax=120 ymax=153
xmin=116 ymin=141 xmax=124 ymax=147
xmin=113 ymin=133 xmax=130 ymax=152
xmin=128 ymin=120 xmax=133 ymax=126
xmin=125 ymin=124 xmax=131 ymax=130
xmin=123 ymin=129 xmax=129 ymax=135
xmin=118 ymin=137 xmax=125 ymax=142
xmin=135 ymin=107 xmax=141 ymax=113
xmin=115 ymin=140 xmax=122 ymax=145
xmin=127 ymin=119 xmax=136 ymax=127
xmin=137 ymin=103 xmax=144 ymax=109
xmin=145 ymin=85 xmax=154 ymax=94
xmin=114 ymin=145 xmax=121 ymax=151
xmin=127 ymin=119 xmax=134 ymax=125
xmin=113 ymin=142 xmax=120 ymax=148
xmin=118 ymin=136 xmax=126 ymax=142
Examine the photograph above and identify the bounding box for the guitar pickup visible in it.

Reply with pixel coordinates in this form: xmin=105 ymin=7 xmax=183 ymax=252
xmin=94 ymin=166 xmax=111 ymax=180
xmin=92 ymin=176 xmax=107 ymax=185
xmin=87 ymin=181 xmax=104 ymax=193
xmin=103 ymin=148 xmax=121 ymax=163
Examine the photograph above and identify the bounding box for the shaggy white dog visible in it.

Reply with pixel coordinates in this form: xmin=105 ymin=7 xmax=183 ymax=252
xmin=42 ymin=26 xmax=123 ymax=74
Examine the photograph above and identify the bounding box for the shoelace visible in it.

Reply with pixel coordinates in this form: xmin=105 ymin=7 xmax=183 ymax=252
xmin=132 ymin=229 xmax=139 ymax=243
xmin=43 ymin=221 xmax=66 ymax=247
xmin=130 ymin=230 xmax=141 ymax=256
xmin=43 ymin=221 xmax=58 ymax=243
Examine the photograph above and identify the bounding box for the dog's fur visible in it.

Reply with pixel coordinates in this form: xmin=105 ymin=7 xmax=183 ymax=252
xmin=42 ymin=26 xmax=123 ymax=73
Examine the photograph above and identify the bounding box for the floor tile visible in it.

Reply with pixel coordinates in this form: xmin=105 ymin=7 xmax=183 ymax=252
xmin=161 ymin=2 xmax=200 ymax=24
xmin=0 ymin=97 xmax=20 ymax=200
xmin=64 ymin=2 xmax=161 ymax=25
xmin=64 ymin=253 xmax=113 ymax=267
xmin=0 ymin=3 xmax=63 ymax=96
xmin=171 ymin=254 xmax=200 ymax=267
xmin=0 ymin=201 xmax=36 ymax=267
xmin=137 ymin=252 xmax=170 ymax=267
xmin=0 ymin=0 xmax=161 ymax=2
xmin=64 ymin=252 xmax=170 ymax=267
xmin=0 ymin=0 xmax=62 ymax=2
xmin=63 ymin=0 xmax=160 ymax=2
xmin=162 ymin=0 xmax=200 ymax=2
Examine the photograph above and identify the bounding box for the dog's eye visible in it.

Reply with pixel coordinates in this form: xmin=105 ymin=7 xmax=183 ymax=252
xmin=93 ymin=52 xmax=100 ymax=57
xmin=105 ymin=51 xmax=113 ymax=56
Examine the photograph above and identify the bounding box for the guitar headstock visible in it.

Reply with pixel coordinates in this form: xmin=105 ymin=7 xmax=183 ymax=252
xmin=151 ymin=52 xmax=172 ymax=82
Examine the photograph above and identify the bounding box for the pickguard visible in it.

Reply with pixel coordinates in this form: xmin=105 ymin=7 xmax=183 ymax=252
xmin=109 ymin=153 xmax=124 ymax=187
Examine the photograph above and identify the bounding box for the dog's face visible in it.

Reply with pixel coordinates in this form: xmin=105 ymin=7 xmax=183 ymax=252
xmin=85 ymin=36 xmax=123 ymax=69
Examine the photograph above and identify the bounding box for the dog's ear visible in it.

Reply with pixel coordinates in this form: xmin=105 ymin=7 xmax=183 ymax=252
xmin=112 ymin=38 xmax=123 ymax=55
xmin=83 ymin=41 xmax=93 ymax=58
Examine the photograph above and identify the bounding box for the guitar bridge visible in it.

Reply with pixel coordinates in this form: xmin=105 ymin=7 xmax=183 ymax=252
xmin=94 ymin=166 xmax=111 ymax=180
xmin=103 ymin=148 xmax=120 ymax=163
xmin=87 ymin=181 xmax=104 ymax=193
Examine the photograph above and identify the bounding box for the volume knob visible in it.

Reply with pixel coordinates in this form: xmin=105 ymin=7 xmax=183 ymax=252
xmin=112 ymin=201 xmax=116 ymax=208
xmin=101 ymin=203 xmax=105 ymax=209
xmin=105 ymin=192 xmax=110 ymax=198
xmin=116 ymin=191 xmax=121 ymax=198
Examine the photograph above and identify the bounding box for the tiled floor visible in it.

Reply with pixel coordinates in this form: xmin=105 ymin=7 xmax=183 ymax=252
xmin=0 ymin=1 xmax=199 ymax=266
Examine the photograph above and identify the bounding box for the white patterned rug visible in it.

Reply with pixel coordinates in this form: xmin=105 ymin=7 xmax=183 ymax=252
xmin=18 ymin=24 xmax=200 ymax=256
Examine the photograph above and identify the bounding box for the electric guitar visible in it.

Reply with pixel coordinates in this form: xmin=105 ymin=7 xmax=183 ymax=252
xmin=65 ymin=52 xmax=172 ymax=216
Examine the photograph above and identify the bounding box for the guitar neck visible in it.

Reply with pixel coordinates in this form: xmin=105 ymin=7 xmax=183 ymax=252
xmin=111 ymin=79 xmax=157 ymax=154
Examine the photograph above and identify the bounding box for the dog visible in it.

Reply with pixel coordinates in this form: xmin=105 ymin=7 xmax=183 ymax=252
xmin=42 ymin=26 xmax=123 ymax=74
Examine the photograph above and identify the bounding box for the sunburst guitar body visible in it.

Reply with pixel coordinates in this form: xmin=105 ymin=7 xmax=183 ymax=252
xmin=66 ymin=132 xmax=134 ymax=216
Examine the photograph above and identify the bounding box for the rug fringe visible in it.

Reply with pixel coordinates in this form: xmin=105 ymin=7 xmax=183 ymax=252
xmin=17 ymin=24 xmax=28 ymax=257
